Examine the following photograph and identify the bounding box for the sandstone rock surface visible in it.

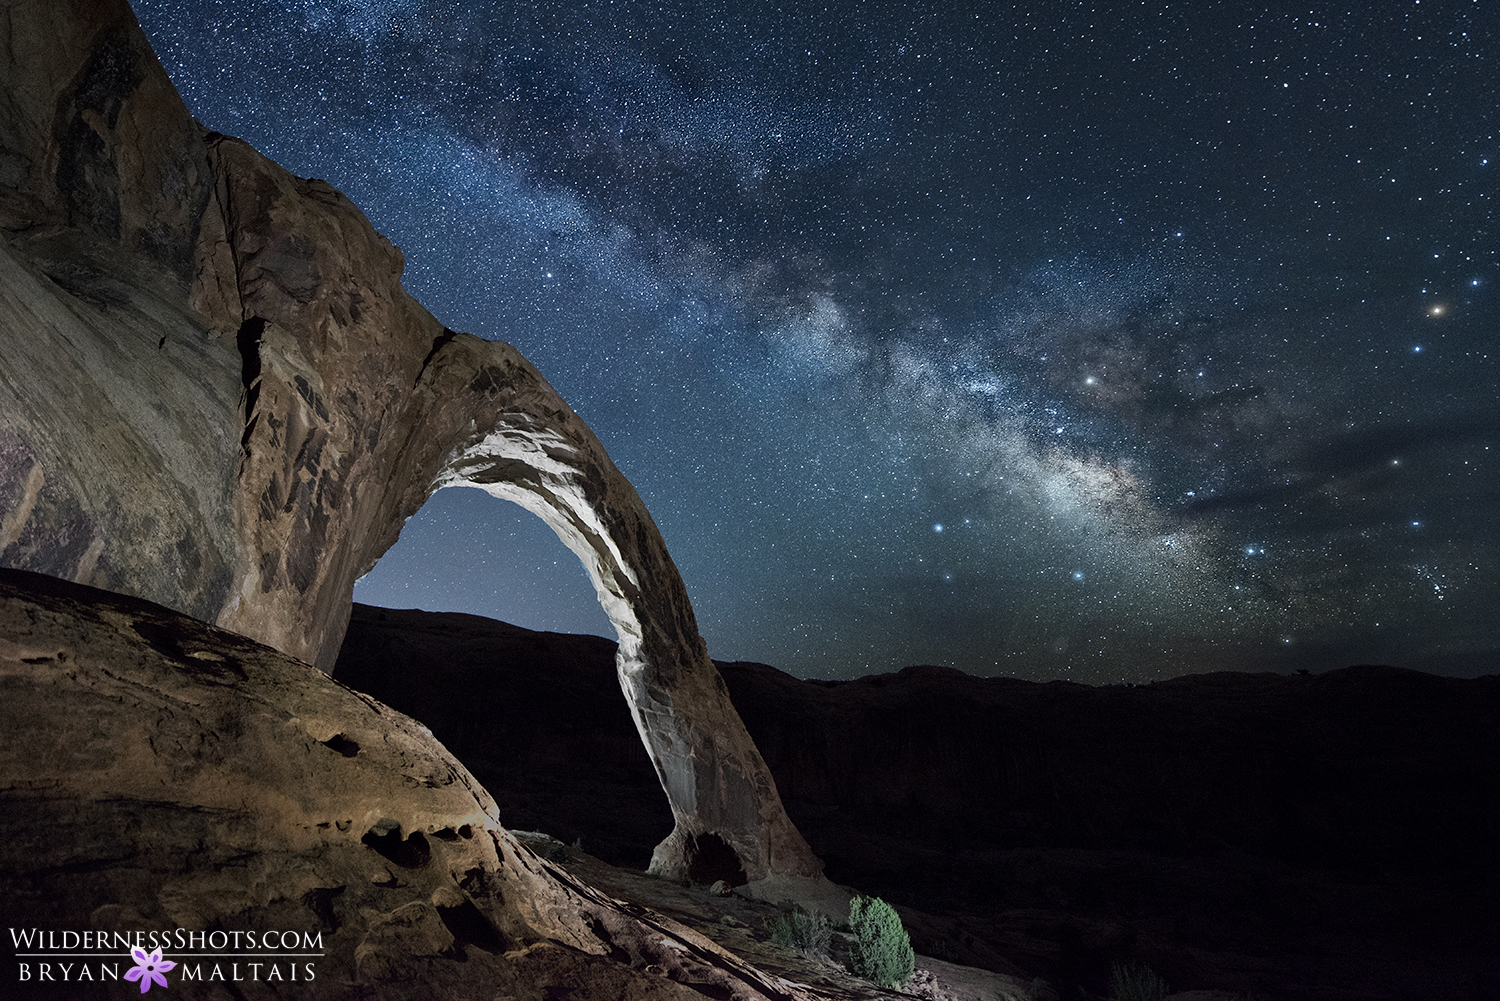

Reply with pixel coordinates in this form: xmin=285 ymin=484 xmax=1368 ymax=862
xmin=0 ymin=0 xmax=821 ymax=889
xmin=0 ymin=568 xmax=817 ymax=1000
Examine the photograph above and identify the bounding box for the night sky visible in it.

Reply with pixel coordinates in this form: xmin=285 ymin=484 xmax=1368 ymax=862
xmin=134 ymin=1 xmax=1496 ymax=683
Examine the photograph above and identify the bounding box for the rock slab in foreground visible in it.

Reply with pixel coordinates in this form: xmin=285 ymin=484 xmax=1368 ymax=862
xmin=0 ymin=568 xmax=812 ymax=1001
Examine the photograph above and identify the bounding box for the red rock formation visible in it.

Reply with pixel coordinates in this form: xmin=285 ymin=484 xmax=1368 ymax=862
xmin=0 ymin=569 xmax=813 ymax=1000
xmin=0 ymin=0 xmax=821 ymax=892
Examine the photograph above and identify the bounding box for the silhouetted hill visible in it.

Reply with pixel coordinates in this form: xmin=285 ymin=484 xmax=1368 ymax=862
xmin=335 ymin=604 xmax=1500 ymax=999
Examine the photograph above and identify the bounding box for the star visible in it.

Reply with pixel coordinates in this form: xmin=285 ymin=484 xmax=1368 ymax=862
xmin=132 ymin=0 xmax=1500 ymax=682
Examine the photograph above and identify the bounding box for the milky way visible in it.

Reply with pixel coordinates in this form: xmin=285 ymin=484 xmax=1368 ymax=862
xmin=135 ymin=1 xmax=1497 ymax=682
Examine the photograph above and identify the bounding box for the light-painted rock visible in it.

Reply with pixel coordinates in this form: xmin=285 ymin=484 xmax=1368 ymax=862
xmin=0 ymin=0 xmax=823 ymax=888
xmin=0 ymin=568 xmax=817 ymax=999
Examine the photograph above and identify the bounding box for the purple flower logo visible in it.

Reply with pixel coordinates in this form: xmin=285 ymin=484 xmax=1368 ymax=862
xmin=124 ymin=946 xmax=176 ymax=993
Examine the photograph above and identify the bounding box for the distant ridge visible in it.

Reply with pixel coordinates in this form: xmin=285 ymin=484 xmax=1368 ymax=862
xmin=337 ymin=602 xmax=1500 ymax=999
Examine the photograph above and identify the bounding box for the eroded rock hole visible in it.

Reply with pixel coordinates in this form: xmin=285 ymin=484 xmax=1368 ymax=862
xmin=130 ymin=619 xmax=246 ymax=679
xmin=417 ymin=328 xmax=459 ymax=383
xmin=237 ymin=316 xmax=265 ymax=450
xmin=458 ymin=865 xmax=504 ymax=910
xmin=684 ymin=832 xmax=747 ymax=887
xmin=302 ymin=886 xmax=345 ymax=932
xmin=321 ymin=733 xmax=359 ymax=757
xmin=679 ymin=982 xmax=735 ymax=1001
xmin=437 ymin=898 xmax=505 ymax=955
xmin=362 ymin=822 xmax=431 ymax=869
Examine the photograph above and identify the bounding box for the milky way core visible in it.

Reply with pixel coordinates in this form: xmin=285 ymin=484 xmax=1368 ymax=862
xmin=136 ymin=2 xmax=1497 ymax=681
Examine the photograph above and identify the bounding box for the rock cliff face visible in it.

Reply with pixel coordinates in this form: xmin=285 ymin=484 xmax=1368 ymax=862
xmin=0 ymin=0 xmax=240 ymax=621
xmin=0 ymin=570 xmax=809 ymax=1000
xmin=0 ymin=0 xmax=820 ymax=889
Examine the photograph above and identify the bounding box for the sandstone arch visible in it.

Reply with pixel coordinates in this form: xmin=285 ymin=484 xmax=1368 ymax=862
xmin=0 ymin=0 xmax=825 ymax=893
xmin=394 ymin=332 xmax=828 ymax=888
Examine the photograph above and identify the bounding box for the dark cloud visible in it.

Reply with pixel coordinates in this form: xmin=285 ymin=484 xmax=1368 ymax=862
xmin=1302 ymin=410 xmax=1499 ymax=478
xmin=1182 ymin=408 xmax=1498 ymax=522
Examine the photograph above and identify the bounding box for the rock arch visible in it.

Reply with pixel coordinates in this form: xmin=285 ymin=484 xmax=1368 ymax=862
xmin=411 ymin=334 xmax=827 ymax=887
xmin=200 ymin=134 xmax=825 ymax=887
xmin=0 ymin=0 xmax=825 ymax=893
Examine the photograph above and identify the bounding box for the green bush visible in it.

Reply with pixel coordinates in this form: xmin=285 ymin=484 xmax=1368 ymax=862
xmin=769 ymin=907 xmax=831 ymax=959
xmin=1109 ymin=960 xmax=1168 ymax=1001
xmin=847 ymin=895 xmax=915 ymax=988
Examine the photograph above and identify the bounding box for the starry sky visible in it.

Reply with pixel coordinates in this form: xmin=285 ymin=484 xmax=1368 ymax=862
xmin=134 ymin=1 xmax=1496 ymax=683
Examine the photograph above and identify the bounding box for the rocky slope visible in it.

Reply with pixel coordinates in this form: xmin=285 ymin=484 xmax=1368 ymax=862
xmin=0 ymin=569 xmax=832 ymax=1000
xmin=335 ymin=604 xmax=1500 ymax=1000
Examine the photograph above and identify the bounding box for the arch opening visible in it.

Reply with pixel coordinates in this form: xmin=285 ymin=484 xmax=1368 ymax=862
xmin=351 ymin=485 xmax=612 ymax=638
xmin=335 ymin=481 xmax=676 ymax=869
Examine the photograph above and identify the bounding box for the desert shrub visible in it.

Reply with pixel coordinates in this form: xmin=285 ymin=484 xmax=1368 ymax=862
xmin=847 ymin=895 xmax=915 ymax=987
xmin=769 ymin=907 xmax=831 ymax=960
xmin=1109 ymin=960 xmax=1168 ymax=1001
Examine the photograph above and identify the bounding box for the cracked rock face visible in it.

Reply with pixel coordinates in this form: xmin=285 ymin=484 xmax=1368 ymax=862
xmin=0 ymin=569 xmax=813 ymax=1000
xmin=0 ymin=0 xmax=821 ymax=890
